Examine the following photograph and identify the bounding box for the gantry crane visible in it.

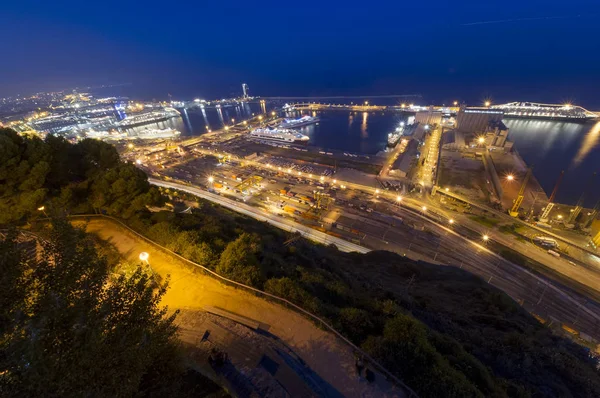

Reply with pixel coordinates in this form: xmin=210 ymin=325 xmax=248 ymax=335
xmin=568 ymin=172 xmax=596 ymax=224
xmin=539 ymin=171 xmax=564 ymax=222
xmin=509 ymin=168 xmax=532 ymax=217
xmin=236 ymin=175 xmax=263 ymax=193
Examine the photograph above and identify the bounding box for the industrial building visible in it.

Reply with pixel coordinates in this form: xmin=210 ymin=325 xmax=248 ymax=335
xmin=456 ymin=107 xmax=504 ymax=133
xmin=415 ymin=109 xmax=443 ymax=126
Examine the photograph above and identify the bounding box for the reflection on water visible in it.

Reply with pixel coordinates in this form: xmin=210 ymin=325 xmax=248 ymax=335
xmin=505 ymin=119 xmax=600 ymax=205
xmin=572 ymin=121 xmax=600 ymax=167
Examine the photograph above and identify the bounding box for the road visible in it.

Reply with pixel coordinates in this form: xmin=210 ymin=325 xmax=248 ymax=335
xmin=150 ymin=178 xmax=600 ymax=341
xmin=149 ymin=178 xmax=369 ymax=254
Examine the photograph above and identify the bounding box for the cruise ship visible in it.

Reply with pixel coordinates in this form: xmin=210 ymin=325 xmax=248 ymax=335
xmin=279 ymin=115 xmax=320 ymax=129
xmin=249 ymin=128 xmax=309 ymax=144
xmin=133 ymin=128 xmax=181 ymax=140
xmin=491 ymin=102 xmax=598 ymax=121
xmin=117 ymin=107 xmax=180 ymax=128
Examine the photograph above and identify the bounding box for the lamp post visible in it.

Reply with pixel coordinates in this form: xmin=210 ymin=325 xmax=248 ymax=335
xmin=139 ymin=252 xmax=149 ymax=265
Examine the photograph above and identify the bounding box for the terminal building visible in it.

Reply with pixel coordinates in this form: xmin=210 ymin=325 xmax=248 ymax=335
xmin=456 ymin=107 xmax=504 ymax=133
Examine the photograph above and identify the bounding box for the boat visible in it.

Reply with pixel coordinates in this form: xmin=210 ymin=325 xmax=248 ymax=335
xmin=117 ymin=107 xmax=180 ymax=128
xmin=133 ymin=128 xmax=181 ymax=140
xmin=249 ymin=127 xmax=309 ymax=144
xmin=279 ymin=115 xmax=320 ymax=129
xmin=387 ymin=122 xmax=406 ymax=147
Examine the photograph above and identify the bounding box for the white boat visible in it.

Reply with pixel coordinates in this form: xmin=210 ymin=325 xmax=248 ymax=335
xmin=249 ymin=127 xmax=309 ymax=143
xmin=279 ymin=115 xmax=320 ymax=129
xmin=134 ymin=128 xmax=181 ymax=140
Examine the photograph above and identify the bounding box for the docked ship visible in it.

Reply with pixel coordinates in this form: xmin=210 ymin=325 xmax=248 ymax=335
xmin=249 ymin=127 xmax=309 ymax=143
xmin=117 ymin=107 xmax=180 ymax=128
xmin=387 ymin=122 xmax=406 ymax=147
xmin=279 ymin=115 xmax=320 ymax=129
xmin=133 ymin=128 xmax=181 ymax=140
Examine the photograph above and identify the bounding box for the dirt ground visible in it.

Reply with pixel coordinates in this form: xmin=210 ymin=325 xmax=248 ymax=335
xmin=438 ymin=151 xmax=487 ymax=201
xmin=79 ymin=218 xmax=404 ymax=398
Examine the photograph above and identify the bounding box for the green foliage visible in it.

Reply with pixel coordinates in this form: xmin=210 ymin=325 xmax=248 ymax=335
xmin=0 ymin=129 xmax=161 ymax=223
xmin=217 ymin=233 xmax=262 ymax=285
xmin=0 ymin=220 xmax=187 ymax=396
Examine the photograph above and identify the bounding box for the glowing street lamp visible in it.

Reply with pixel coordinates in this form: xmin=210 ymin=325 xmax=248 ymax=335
xmin=271 ymin=111 xmax=276 ymax=116
xmin=208 ymin=176 xmax=214 ymax=185
xmin=453 ymin=101 xmax=458 ymax=106
xmin=231 ymin=118 xmax=235 ymax=123
xmin=396 ymin=195 xmax=403 ymax=202
xmin=258 ymin=115 xmax=263 ymax=121
xmin=422 ymin=206 xmax=427 ymax=212
xmin=557 ymin=214 xmax=563 ymax=220
xmin=224 ymin=126 xmax=229 ymax=131
xmin=333 ymin=179 xmax=337 ymax=184
xmin=482 ymin=234 xmax=489 ymax=242
xmin=484 ymin=100 xmax=491 ymax=107
xmin=449 ymin=218 xmax=455 ymax=224
xmin=139 ymin=252 xmax=149 ymax=264
xmin=135 ymin=159 xmax=142 ymax=165
xmin=506 ymin=174 xmax=515 ymax=182
xmin=127 ymin=143 xmax=134 ymax=149
xmin=375 ymin=189 xmax=380 ymax=194
xmin=477 ymin=136 xmax=485 ymax=145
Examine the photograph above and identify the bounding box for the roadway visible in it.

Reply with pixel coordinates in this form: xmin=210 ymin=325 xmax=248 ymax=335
xmin=149 ymin=178 xmax=369 ymax=254
xmin=149 ymin=177 xmax=600 ymax=341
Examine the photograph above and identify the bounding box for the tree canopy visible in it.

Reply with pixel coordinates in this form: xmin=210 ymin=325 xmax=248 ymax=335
xmin=0 ymin=128 xmax=163 ymax=224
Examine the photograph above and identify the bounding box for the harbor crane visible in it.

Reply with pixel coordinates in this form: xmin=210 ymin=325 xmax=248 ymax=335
xmin=539 ymin=171 xmax=564 ymax=222
xmin=568 ymin=172 xmax=596 ymax=224
xmin=509 ymin=168 xmax=532 ymax=217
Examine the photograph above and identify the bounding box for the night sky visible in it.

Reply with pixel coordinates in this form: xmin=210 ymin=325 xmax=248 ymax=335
xmin=1 ymin=0 xmax=598 ymax=106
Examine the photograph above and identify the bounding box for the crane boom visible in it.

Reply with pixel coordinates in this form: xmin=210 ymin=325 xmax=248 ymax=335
xmin=509 ymin=168 xmax=532 ymax=217
xmin=539 ymin=171 xmax=564 ymax=221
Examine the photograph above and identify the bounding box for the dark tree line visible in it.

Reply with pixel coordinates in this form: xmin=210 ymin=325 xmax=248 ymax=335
xmin=0 ymin=128 xmax=163 ymax=224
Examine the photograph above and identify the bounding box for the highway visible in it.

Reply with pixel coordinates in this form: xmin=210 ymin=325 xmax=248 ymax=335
xmin=149 ymin=177 xmax=600 ymax=341
xmin=149 ymin=178 xmax=369 ymax=254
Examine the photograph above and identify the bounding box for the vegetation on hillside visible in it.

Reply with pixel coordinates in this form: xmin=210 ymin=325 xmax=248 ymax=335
xmin=2 ymin=129 xmax=599 ymax=397
xmin=0 ymin=221 xmax=224 ymax=397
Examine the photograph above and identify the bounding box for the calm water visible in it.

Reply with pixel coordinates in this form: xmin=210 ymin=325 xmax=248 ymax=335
xmin=129 ymin=101 xmax=600 ymax=206
xmin=505 ymin=119 xmax=600 ymax=206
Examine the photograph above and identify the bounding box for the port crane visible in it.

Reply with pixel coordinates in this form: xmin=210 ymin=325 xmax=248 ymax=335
xmin=509 ymin=168 xmax=532 ymax=217
xmin=568 ymin=172 xmax=596 ymax=224
xmin=539 ymin=171 xmax=564 ymax=222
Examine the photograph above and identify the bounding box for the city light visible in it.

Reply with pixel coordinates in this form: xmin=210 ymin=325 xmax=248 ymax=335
xmin=271 ymin=111 xmax=276 ymax=116
xmin=449 ymin=219 xmax=455 ymax=224
xmin=243 ymin=121 xmax=247 ymax=125
xmin=484 ymin=100 xmax=491 ymax=107
xmin=231 ymin=118 xmax=235 ymax=123
xmin=258 ymin=116 xmax=263 ymax=121
xmin=208 ymin=176 xmax=214 ymax=183
xmin=506 ymin=174 xmax=515 ymax=181
xmin=477 ymin=136 xmax=485 ymax=144
xmin=333 ymin=179 xmax=337 ymax=184
xmin=139 ymin=252 xmax=149 ymax=263
xmin=396 ymin=196 xmax=403 ymax=202
xmin=482 ymin=234 xmax=489 ymax=242
xmin=401 ymin=103 xmax=406 ymax=108
xmin=453 ymin=101 xmax=458 ymax=106
xmin=37 ymin=206 xmax=45 ymax=211
xmin=136 ymin=159 xmax=142 ymax=165
xmin=422 ymin=206 xmax=427 ymax=211
xmin=375 ymin=189 xmax=380 ymax=194
xmin=557 ymin=214 xmax=563 ymax=219
xmin=445 ymin=187 xmax=449 ymax=192
xmin=127 ymin=143 xmax=134 ymax=149
xmin=424 ymin=124 xmax=430 ymax=130
xmin=364 ymin=101 xmax=369 ymax=105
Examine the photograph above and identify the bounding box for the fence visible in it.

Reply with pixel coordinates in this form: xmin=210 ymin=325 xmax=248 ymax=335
xmin=65 ymin=214 xmax=419 ymax=398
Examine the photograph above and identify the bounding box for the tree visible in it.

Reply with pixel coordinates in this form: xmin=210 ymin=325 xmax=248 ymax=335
xmin=0 ymin=220 xmax=184 ymax=396
xmin=216 ymin=233 xmax=262 ymax=286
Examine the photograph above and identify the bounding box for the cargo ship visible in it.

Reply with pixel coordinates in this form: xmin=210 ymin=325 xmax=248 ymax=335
xmin=117 ymin=107 xmax=180 ymax=128
xmin=249 ymin=127 xmax=309 ymax=143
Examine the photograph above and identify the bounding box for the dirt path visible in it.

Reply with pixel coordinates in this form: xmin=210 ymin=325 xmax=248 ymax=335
xmin=81 ymin=218 xmax=404 ymax=398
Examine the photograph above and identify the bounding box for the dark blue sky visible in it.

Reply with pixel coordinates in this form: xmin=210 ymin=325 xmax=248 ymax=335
xmin=1 ymin=0 xmax=598 ymax=106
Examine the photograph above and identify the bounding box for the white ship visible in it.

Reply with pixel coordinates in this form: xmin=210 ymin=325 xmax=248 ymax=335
xmin=387 ymin=122 xmax=406 ymax=147
xmin=249 ymin=127 xmax=309 ymax=143
xmin=117 ymin=107 xmax=180 ymax=128
xmin=85 ymin=129 xmax=127 ymax=140
xmin=280 ymin=115 xmax=320 ymax=128
xmin=134 ymin=128 xmax=181 ymax=140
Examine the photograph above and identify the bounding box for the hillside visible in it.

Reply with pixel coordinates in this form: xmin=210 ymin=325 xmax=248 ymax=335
xmin=2 ymin=128 xmax=600 ymax=397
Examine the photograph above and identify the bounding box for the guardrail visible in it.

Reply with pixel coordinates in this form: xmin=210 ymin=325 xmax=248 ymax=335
xmin=63 ymin=214 xmax=418 ymax=397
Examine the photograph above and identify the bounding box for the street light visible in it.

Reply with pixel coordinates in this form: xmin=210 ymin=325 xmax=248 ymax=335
xmin=484 ymin=100 xmax=491 ymax=107
xmin=136 ymin=159 xmax=142 ymax=165
xmin=422 ymin=206 xmax=427 ymax=212
xmin=375 ymin=189 xmax=380 ymax=194
xmin=224 ymin=126 xmax=229 ymax=131
xmin=127 ymin=143 xmax=134 ymax=149
xmin=231 ymin=118 xmax=235 ymax=123
xmin=396 ymin=195 xmax=403 ymax=202
xmin=453 ymin=101 xmax=458 ymax=106
xmin=258 ymin=116 xmax=263 ymax=121
xmin=449 ymin=218 xmax=455 ymax=224
xmin=482 ymin=234 xmax=489 ymax=242
xmin=208 ymin=176 xmax=214 ymax=184
xmin=139 ymin=252 xmax=149 ymax=264
xmin=506 ymin=174 xmax=515 ymax=182
xmin=477 ymin=136 xmax=485 ymax=145
xmin=333 ymin=179 xmax=337 ymax=184
xmin=271 ymin=111 xmax=276 ymax=116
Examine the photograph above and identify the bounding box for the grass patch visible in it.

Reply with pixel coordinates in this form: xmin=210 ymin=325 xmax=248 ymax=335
xmin=469 ymin=215 xmax=499 ymax=228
